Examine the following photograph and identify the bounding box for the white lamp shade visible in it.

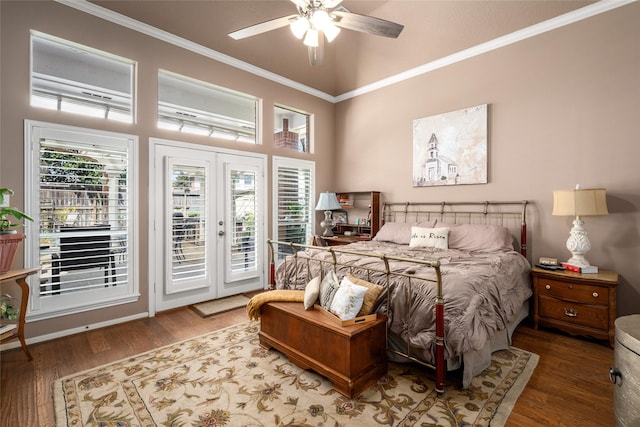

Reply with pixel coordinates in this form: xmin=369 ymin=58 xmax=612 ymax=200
xmin=552 ymin=188 xmax=608 ymax=216
xmin=303 ymin=28 xmax=319 ymax=47
xmin=311 ymin=10 xmax=331 ymax=29
xmin=315 ymin=192 xmax=341 ymax=211
xmin=290 ymin=16 xmax=309 ymax=39
xmin=323 ymin=23 xmax=340 ymax=42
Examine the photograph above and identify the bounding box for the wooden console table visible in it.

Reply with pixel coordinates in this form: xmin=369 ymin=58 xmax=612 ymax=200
xmin=0 ymin=268 xmax=38 ymax=360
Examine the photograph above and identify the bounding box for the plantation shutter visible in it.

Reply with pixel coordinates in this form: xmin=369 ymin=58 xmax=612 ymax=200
xmin=274 ymin=159 xmax=314 ymax=245
xmin=38 ymin=138 xmax=129 ymax=296
xmin=230 ymin=170 xmax=257 ymax=274
xmin=169 ymin=162 xmax=208 ymax=286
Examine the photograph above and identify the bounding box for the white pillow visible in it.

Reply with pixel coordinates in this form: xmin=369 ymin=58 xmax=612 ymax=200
xmin=319 ymin=270 xmax=340 ymax=309
xmin=303 ymin=276 xmax=321 ymax=310
xmin=373 ymin=220 xmax=437 ymax=244
xmin=409 ymin=226 xmax=450 ymax=250
xmin=329 ymin=276 xmax=368 ymax=320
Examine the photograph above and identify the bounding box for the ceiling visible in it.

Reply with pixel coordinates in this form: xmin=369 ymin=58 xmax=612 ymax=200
xmin=90 ymin=1 xmax=595 ymax=97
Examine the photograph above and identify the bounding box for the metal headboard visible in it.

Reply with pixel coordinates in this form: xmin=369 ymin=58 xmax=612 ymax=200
xmin=382 ymin=200 xmax=529 ymax=258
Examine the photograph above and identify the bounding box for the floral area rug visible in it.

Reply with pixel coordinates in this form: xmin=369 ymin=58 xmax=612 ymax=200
xmin=53 ymin=321 xmax=538 ymax=426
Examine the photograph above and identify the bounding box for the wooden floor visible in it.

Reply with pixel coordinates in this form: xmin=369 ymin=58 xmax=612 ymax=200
xmin=0 ymin=307 xmax=615 ymax=427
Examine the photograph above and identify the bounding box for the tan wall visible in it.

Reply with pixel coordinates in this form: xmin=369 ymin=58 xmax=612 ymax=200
xmin=334 ymin=2 xmax=640 ymax=315
xmin=0 ymin=1 xmax=335 ymax=339
xmin=2 ymin=0 xmax=638 ymax=344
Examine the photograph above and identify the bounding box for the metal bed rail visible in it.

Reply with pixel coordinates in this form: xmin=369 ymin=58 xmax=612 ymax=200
xmin=382 ymin=200 xmax=529 ymax=258
xmin=266 ymin=239 xmax=447 ymax=393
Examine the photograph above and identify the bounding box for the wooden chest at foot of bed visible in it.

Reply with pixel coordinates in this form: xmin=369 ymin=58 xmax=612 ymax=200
xmin=259 ymin=301 xmax=387 ymax=399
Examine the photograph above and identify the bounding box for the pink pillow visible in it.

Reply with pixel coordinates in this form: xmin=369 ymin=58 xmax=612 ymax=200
xmin=435 ymin=222 xmax=514 ymax=252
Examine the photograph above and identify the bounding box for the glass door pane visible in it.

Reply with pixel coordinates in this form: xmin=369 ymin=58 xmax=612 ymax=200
xmin=166 ymin=159 xmax=208 ymax=293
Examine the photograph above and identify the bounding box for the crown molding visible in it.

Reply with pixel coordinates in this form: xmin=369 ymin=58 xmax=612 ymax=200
xmin=335 ymin=0 xmax=637 ymax=102
xmin=56 ymin=0 xmax=635 ymax=104
xmin=54 ymin=0 xmax=335 ymax=103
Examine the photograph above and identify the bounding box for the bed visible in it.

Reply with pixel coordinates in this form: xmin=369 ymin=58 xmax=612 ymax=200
xmin=267 ymin=200 xmax=532 ymax=393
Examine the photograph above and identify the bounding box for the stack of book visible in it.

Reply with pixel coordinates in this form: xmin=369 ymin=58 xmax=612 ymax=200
xmin=561 ymin=263 xmax=599 ymax=274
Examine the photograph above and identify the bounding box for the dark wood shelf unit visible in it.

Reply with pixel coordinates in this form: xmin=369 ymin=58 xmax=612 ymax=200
xmin=334 ymin=191 xmax=381 ymax=239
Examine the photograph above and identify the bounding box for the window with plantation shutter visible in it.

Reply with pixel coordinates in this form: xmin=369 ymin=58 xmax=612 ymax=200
xmin=229 ymin=170 xmax=257 ymax=274
xmin=25 ymin=121 xmax=138 ymax=320
xmin=169 ymin=162 xmax=207 ymax=286
xmin=272 ymin=157 xmax=315 ymax=247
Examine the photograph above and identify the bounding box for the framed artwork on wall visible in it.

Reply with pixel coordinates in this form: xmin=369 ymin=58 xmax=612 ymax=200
xmin=412 ymin=104 xmax=488 ymax=187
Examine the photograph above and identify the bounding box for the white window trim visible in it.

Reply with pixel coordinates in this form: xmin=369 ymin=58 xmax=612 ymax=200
xmin=274 ymin=104 xmax=312 ymax=153
xmin=23 ymin=120 xmax=140 ymax=322
xmin=30 ymin=31 xmax=136 ymax=124
xmin=147 ymin=137 xmax=268 ymax=317
xmin=271 ymin=156 xmax=316 ymax=243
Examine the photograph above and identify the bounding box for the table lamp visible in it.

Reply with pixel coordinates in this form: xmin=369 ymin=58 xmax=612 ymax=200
xmin=552 ymin=185 xmax=608 ymax=267
xmin=315 ymin=192 xmax=341 ymax=237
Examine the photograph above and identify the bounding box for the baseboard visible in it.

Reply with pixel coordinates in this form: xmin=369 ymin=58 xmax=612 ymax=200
xmin=0 ymin=312 xmax=149 ymax=352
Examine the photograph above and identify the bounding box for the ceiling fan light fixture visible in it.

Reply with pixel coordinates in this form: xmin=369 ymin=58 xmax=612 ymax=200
xmin=290 ymin=16 xmax=310 ymax=40
xmin=323 ymin=23 xmax=340 ymax=42
xmin=310 ymin=9 xmax=331 ymax=30
xmin=303 ymin=28 xmax=319 ymax=47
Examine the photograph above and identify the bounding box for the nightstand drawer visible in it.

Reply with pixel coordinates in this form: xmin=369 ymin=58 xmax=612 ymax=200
xmin=536 ymin=278 xmax=608 ymax=303
xmin=538 ymin=295 xmax=609 ymax=330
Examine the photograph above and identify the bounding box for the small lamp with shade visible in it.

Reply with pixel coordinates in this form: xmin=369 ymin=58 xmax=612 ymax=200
xmin=315 ymin=192 xmax=341 ymax=237
xmin=552 ymin=184 xmax=608 ymax=267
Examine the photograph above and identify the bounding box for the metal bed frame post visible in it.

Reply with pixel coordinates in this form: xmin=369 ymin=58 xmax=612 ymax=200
xmin=433 ymin=267 xmax=445 ymax=393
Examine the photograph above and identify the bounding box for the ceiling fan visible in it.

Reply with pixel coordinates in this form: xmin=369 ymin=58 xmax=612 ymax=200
xmin=228 ymin=0 xmax=404 ymax=65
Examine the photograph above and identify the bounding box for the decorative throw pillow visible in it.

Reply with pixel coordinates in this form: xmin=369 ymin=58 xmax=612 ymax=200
xmin=347 ymin=275 xmax=384 ymax=316
xmin=373 ymin=220 xmax=437 ymax=244
xmin=319 ymin=270 xmax=340 ymax=310
xmin=303 ymin=276 xmax=321 ymax=310
xmin=409 ymin=226 xmax=450 ymax=250
xmin=329 ymin=277 xmax=368 ymax=320
xmin=435 ymin=222 xmax=515 ymax=252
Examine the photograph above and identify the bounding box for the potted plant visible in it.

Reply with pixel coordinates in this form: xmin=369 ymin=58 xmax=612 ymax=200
xmin=0 ymin=293 xmax=18 ymax=320
xmin=0 ymin=188 xmax=34 ymax=274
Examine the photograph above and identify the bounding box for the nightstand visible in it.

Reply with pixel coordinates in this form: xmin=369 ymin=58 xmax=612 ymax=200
xmin=531 ymin=266 xmax=619 ymax=347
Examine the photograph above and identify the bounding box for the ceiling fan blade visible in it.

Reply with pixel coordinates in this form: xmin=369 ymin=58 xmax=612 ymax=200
xmin=331 ymin=11 xmax=404 ymax=38
xmin=229 ymin=14 xmax=298 ymax=40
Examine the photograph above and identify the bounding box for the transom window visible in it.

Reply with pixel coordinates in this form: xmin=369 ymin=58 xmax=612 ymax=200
xmin=157 ymin=70 xmax=257 ymax=143
xmin=274 ymin=105 xmax=311 ymax=153
xmin=30 ymin=32 xmax=135 ymax=123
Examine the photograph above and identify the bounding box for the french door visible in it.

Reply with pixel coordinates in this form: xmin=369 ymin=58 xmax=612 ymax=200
xmin=151 ymin=141 xmax=265 ymax=313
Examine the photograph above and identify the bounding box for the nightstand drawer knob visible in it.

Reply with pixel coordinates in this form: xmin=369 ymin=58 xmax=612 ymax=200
xmin=593 ymin=292 xmax=599 ymax=298
xmin=545 ymin=284 xmax=551 ymax=290
xmin=564 ymin=308 xmax=578 ymax=317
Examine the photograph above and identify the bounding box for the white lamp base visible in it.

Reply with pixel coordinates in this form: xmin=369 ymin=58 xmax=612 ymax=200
xmin=320 ymin=210 xmax=335 ymax=237
xmin=565 ymin=217 xmax=592 ymax=267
